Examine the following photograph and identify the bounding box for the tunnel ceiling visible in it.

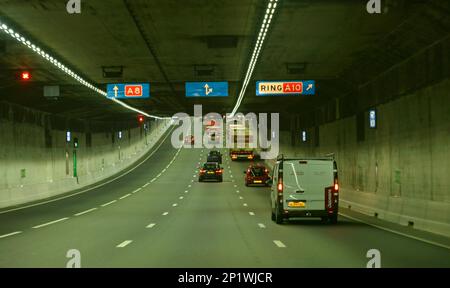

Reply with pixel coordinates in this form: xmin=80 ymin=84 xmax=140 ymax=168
xmin=0 ymin=0 xmax=449 ymax=121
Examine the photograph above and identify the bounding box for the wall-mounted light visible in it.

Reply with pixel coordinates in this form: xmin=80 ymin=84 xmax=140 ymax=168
xmin=301 ymin=130 xmax=307 ymax=142
xmin=66 ymin=131 xmax=71 ymax=143
xmin=369 ymin=109 xmax=376 ymax=129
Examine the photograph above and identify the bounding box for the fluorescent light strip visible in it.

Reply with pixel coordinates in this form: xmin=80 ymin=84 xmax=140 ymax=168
xmin=230 ymin=0 xmax=278 ymax=117
xmin=0 ymin=20 xmax=163 ymax=119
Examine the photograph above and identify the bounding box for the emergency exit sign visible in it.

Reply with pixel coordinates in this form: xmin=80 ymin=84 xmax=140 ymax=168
xmin=256 ymin=80 xmax=315 ymax=96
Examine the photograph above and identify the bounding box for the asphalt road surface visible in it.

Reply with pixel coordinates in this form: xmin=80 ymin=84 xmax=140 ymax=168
xmin=0 ymin=131 xmax=449 ymax=268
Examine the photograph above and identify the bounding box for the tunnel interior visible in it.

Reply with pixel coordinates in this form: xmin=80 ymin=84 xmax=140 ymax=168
xmin=0 ymin=0 xmax=449 ymax=268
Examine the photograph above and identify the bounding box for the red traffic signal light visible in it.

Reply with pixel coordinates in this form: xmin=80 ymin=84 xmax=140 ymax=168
xmin=21 ymin=71 xmax=31 ymax=80
xmin=138 ymin=115 xmax=145 ymax=123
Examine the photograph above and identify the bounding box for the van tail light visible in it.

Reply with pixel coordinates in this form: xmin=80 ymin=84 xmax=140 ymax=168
xmin=334 ymin=182 xmax=339 ymax=192
xmin=325 ymin=185 xmax=339 ymax=214
xmin=215 ymin=169 xmax=222 ymax=174
xmin=277 ymin=178 xmax=283 ymax=201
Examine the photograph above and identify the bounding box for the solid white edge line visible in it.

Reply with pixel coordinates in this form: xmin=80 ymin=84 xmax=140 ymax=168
xmin=339 ymin=212 xmax=450 ymax=250
xmin=142 ymin=183 xmax=150 ymax=188
xmin=273 ymin=240 xmax=286 ymax=248
xmin=133 ymin=188 xmax=142 ymax=193
xmin=32 ymin=217 xmax=69 ymax=229
xmin=0 ymin=126 xmax=176 ymax=214
xmin=75 ymin=208 xmax=97 ymax=216
xmin=116 ymin=240 xmax=133 ymax=248
xmin=151 ymin=178 xmax=157 ymax=182
xmin=146 ymin=223 xmax=156 ymax=228
xmin=0 ymin=231 xmax=22 ymax=239
xmin=101 ymin=200 xmax=117 ymax=207
xmin=119 ymin=194 xmax=131 ymax=200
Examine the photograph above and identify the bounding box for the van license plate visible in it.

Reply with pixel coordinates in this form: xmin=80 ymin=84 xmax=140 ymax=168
xmin=288 ymin=201 xmax=305 ymax=208
xmin=253 ymin=180 xmax=262 ymax=183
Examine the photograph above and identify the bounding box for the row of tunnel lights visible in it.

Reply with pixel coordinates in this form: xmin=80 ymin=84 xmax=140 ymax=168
xmin=0 ymin=20 xmax=166 ymax=120
xmin=230 ymin=0 xmax=278 ymax=117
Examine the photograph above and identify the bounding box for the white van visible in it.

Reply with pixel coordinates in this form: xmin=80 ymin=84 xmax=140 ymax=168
xmin=270 ymin=155 xmax=339 ymax=224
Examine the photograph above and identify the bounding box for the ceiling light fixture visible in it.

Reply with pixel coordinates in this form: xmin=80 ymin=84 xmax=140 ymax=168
xmin=229 ymin=0 xmax=279 ymax=117
xmin=0 ymin=19 xmax=166 ymax=120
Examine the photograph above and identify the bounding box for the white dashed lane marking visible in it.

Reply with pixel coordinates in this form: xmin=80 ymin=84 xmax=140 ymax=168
xmin=258 ymin=223 xmax=266 ymax=229
xmin=116 ymin=240 xmax=133 ymax=248
xmin=172 ymin=203 xmax=178 ymax=207
xmin=162 ymin=212 xmax=169 ymax=216
xmin=0 ymin=231 xmax=22 ymax=239
xmin=146 ymin=223 xmax=156 ymax=228
xmin=273 ymin=240 xmax=286 ymax=248
xmin=32 ymin=217 xmax=69 ymax=229
xmin=249 ymin=212 xmax=255 ymax=216
xmin=101 ymin=200 xmax=117 ymax=207
xmin=74 ymin=208 xmax=97 ymax=216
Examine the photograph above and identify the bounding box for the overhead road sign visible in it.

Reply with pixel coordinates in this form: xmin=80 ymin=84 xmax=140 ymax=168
xmin=107 ymin=83 xmax=150 ymax=99
xmin=256 ymin=80 xmax=315 ymax=96
xmin=185 ymin=82 xmax=228 ymax=97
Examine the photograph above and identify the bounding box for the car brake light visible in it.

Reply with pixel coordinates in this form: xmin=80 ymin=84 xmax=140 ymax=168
xmin=215 ymin=169 xmax=222 ymax=174
xmin=334 ymin=182 xmax=339 ymax=191
xmin=200 ymin=169 xmax=206 ymax=174
xmin=277 ymin=182 xmax=283 ymax=191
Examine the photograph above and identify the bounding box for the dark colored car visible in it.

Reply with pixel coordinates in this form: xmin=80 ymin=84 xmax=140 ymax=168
xmin=207 ymin=150 xmax=222 ymax=164
xmin=199 ymin=162 xmax=223 ymax=182
xmin=244 ymin=164 xmax=270 ymax=186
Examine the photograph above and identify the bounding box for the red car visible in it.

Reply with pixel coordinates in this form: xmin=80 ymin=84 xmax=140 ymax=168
xmin=184 ymin=135 xmax=195 ymax=145
xmin=244 ymin=164 xmax=270 ymax=186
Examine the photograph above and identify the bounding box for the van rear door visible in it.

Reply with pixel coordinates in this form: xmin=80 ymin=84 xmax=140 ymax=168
xmin=282 ymin=160 xmax=334 ymax=211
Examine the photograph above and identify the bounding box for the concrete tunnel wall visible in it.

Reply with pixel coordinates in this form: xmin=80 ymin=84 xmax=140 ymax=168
xmin=0 ymin=116 xmax=172 ymax=209
xmin=267 ymin=77 xmax=450 ymax=237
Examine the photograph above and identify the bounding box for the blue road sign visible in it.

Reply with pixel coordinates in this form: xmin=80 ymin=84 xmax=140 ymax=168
xmin=107 ymin=83 xmax=150 ymax=99
xmin=256 ymin=80 xmax=315 ymax=96
xmin=185 ymin=82 xmax=228 ymax=97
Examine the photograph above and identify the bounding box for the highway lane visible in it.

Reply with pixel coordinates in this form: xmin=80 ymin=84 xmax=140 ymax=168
xmin=0 ymin=134 xmax=449 ymax=267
